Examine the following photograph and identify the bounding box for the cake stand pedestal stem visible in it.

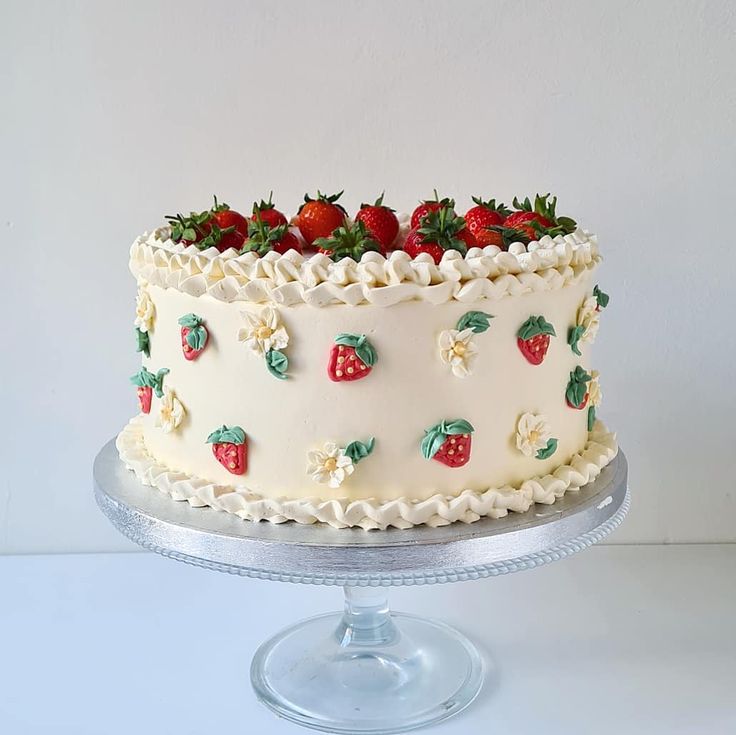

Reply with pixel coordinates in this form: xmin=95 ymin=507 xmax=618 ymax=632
xmin=335 ymin=586 xmax=398 ymax=647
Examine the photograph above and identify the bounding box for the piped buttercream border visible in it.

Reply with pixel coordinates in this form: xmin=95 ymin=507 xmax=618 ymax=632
xmin=129 ymin=226 xmax=600 ymax=307
xmin=116 ymin=418 xmax=618 ymax=530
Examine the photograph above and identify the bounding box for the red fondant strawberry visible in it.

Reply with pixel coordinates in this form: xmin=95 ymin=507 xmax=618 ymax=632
xmin=178 ymin=313 xmax=208 ymax=361
xmin=251 ymin=192 xmax=288 ymax=229
xmin=566 ymin=366 xmax=592 ymax=409
xmin=296 ymin=191 xmax=347 ymax=246
xmin=243 ymin=213 xmax=303 ymax=256
xmin=207 ymin=425 xmax=247 ymax=475
xmin=517 ymin=316 xmax=556 ymax=365
xmin=355 ymin=193 xmax=399 ymax=250
xmin=314 ymin=221 xmax=382 ymax=260
xmin=327 ymin=334 xmax=377 ymax=381
xmin=129 ymin=367 xmax=169 ymax=414
xmin=464 ymin=197 xmax=511 ymax=247
xmin=403 ymin=206 xmax=470 ymax=264
xmin=421 ymin=419 xmax=475 ymax=468
xmin=410 ymin=191 xmax=455 ymax=229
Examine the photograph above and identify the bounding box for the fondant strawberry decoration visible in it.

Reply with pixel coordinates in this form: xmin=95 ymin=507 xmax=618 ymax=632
xmin=296 ymin=191 xmax=347 ymax=246
xmin=355 ymin=193 xmax=400 ymax=250
xmin=314 ymin=221 xmax=382 ymax=261
xmin=178 ymin=313 xmax=208 ymax=361
xmin=566 ymin=366 xmax=592 ymax=409
xmin=517 ymin=316 xmax=556 ymax=365
xmin=593 ymin=285 xmax=610 ymax=311
xmin=129 ymin=367 xmax=169 ymax=414
xmin=463 ymin=197 xmax=511 ymax=247
xmin=251 ymin=192 xmax=288 ymax=229
xmin=328 ymin=334 xmax=377 ymax=381
xmin=207 ymin=425 xmax=247 ymax=475
xmin=410 ymin=191 xmax=455 ymax=229
xmin=243 ymin=213 xmax=303 ymax=256
xmin=404 ymin=206 xmax=474 ymax=264
xmin=421 ymin=419 xmax=475 ymax=468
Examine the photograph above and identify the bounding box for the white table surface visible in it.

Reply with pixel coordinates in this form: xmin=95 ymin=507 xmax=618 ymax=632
xmin=1 ymin=545 xmax=734 ymax=734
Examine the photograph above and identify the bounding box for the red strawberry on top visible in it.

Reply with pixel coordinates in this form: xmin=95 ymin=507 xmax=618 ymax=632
xmin=130 ymin=367 xmax=169 ymax=414
xmin=410 ymin=190 xmax=455 ymax=229
xmin=314 ymin=220 xmax=382 ymax=260
xmin=296 ymin=190 xmax=347 ymax=246
xmin=464 ymin=197 xmax=511 ymax=247
xmin=355 ymin=193 xmax=399 ymax=250
xmin=243 ymin=211 xmax=303 ymax=256
xmin=252 ymin=192 xmax=288 ymax=229
xmin=178 ymin=313 xmax=208 ymax=361
xmin=502 ymin=193 xmax=577 ymax=242
xmin=421 ymin=419 xmax=475 ymax=468
xmin=403 ymin=206 xmax=470 ymax=264
xmin=166 ymin=196 xmax=247 ymax=253
xmin=211 ymin=196 xmax=249 ymax=238
xmin=327 ymin=334 xmax=377 ymax=382
xmin=566 ymin=366 xmax=592 ymax=410
xmin=517 ymin=316 xmax=556 ymax=365
xmin=207 ymin=425 xmax=247 ymax=475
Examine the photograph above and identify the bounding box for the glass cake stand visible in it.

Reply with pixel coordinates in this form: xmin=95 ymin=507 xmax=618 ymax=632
xmin=94 ymin=440 xmax=629 ymax=734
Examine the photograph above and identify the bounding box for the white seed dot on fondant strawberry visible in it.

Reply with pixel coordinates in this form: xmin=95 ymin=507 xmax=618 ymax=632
xmin=336 ymin=370 xmax=343 ymax=377
xmin=347 ymin=367 xmax=354 ymax=374
xmin=458 ymin=445 xmax=464 ymax=451
xmin=337 ymin=356 xmax=344 ymax=363
xmin=448 ymin=450 xmax=454 ymax=455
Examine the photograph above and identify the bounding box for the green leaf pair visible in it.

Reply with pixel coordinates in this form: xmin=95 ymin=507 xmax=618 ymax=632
xmin=456 ymin=311 xmax=494 ymax=334
xmin=334 ymin=333 xmax=378 ymax=367
xmin=518 ymin=315 xmax=556 ymax=341
xmin=535 ymin=438 xmax=558 ymax=460
xmin=265 ymin=349 xmax=289 ymax=380
xmin=206 ymin=425 xmax=246 ymax=445
xmin=344 ymin=437 xmax=376 ymax=464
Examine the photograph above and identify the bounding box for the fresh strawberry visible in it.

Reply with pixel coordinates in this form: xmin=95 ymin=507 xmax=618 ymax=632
xmin=130 ymin=367 xmax=169 ymax=414
xmin=455 ymin=227 xmax=477 ymax=250
xmin=211 ymin=196 xmax=250 ymax=238
xmin=207 ymin=425 xmax=247 ymax=475
xmin=464 ymin=197 xmax=510 ymax=247
xmin=410 ymin=190 xmax=455 ymax=229
xmin=502 ymin=194 xmax=577 ymax=241
xmin=355 ymin=193 xmax=399 ymax=250
xmin=421 ymin=419 xmax=475 ymax=468
xmin=166 ymin=196 xmax=246 ymax=253
xmin=566 ymin=366 xmax=592 ymax=410
xmin=165 ymin=209 xmax=213 ymax=247
xmin=403 ymin=206 xmax=469 ymax=264
xmin=252 ymin=192 xmax=288 ymax=229
xmin=296 ymin=191 xmax=347 ymax=246
xmin=327 ymin=334 xmax=377 ymax=382
xmin=178 ymin=313 xmax=208 ymax=361
xmin=314 ymin=220 xmax=382 ymax=260
xmin=243 ymin=212 xmax=303 ymax=256
xmin=517 ymin=316 xmax=556 ymax=365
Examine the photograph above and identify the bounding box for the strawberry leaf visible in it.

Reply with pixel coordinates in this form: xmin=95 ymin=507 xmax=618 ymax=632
xmin=456 ymin=311 xmax=494 ymax=334
xmin=535 ymin=438 xmax=558 ymax=460
xmin=153 ymin=368 xmax=169 ymax=398
xmin=178 ymin=313 xmax=203 ymax=329
xmin=265 ymin=349 xmax=288 ymax=380
xmin=344 ymin=437 xmax=375 ymax=464
xmin=518 ymin=316 xmax=556 ymax=340
xmin=186 ymin=326 xmax=207 ymax=351
xmin=593 ymin=285 xmax=610 ymax=309
xmin=135 ymin=328 xmax=150 ymax=357
xmin=421 ymin=419 xmax=475 ymax=459
xmin=130 ymin=366 xmax=157 ymax=388
xmin=568 ymin=325 xmax=585 ymax=356
xmin=207 ymin=425 xmax=246 ymax=445
xmin=587 ymin=406 xmax=596 ymax=432
xmin=566 ymin=366 xmax=591 ymax=408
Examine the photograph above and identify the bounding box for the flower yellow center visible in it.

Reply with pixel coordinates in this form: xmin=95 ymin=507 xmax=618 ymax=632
xmin=452 ymin=341 xmax=467 ymax=356
xmin=256 ymin=326 xmax=273 ymax=340
xmin=528 ymin=430 xmax=540 ymax=443
xmin=324 ymin=457 xmax=338 ymax=472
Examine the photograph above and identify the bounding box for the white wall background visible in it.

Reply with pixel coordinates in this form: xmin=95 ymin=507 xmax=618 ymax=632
xmin=1 ymin=0 xmax=734 ymax=554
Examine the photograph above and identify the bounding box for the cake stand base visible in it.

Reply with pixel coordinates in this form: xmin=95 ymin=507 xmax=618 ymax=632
xmin=251 ymin=586 xmax=482 ymax=734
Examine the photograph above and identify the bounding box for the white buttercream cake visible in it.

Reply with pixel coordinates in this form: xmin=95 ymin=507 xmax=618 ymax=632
xmin=118 ymin=192 xmax=617 ymax=529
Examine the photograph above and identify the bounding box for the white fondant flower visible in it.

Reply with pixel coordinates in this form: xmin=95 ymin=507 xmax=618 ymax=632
xmin=576 ymin=295 xmax=600 ymax=345
xmin=238 ymin=306 xmax=289 ymax=356
xmin=438 ymin=328 xmax=478 ymax=378
xmin=516 ymin=413 xmax=552 ymax=457
xmin=134 ymin=287 xmax=155 ymax=333
xmin=588 ymin=370 xmax=602 ymax=407
xmin=157 ymin=388 xmax=185 ymax=433
xmin=307 ymin=442 xmax=355 ymax=489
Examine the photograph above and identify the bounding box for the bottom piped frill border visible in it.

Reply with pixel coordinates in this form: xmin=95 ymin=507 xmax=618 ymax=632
xmin=115 ymin=418 xmax=618 ymax=531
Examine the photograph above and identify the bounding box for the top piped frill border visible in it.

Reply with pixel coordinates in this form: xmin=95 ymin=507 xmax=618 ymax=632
xmin=129 ymin=223 xmax=600 ymax=308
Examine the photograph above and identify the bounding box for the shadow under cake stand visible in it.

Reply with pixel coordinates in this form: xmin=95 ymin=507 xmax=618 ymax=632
xmin=94 ymin=439 xmax=629 ymax=734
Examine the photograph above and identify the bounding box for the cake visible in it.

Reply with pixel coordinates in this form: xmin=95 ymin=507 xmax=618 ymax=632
xmin=117 ymin=191 xmax=617 ymax=530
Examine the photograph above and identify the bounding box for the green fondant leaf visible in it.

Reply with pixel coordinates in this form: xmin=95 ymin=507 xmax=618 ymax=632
xmin=566 ymin=366 xmax=591 ymax=408
xmin=441 ymin=419 xmax=475 ymax=436
xmin=335 ymin=334 xmax=377 ymax=367
xmin=206 ymin=425 xmax=246 ymax=445
xmin=587 ymin=406 xmax=596 ymax=432
xmin=568 ymin=325 xmax=585 ymax=356
xmin=517 ymin=315 xmax=556 ymax=340
xmin=186 ymin=325 xmax=207 ymax=351
xmin=593 ymin=285 xmax=610 ymax=309
xmin=130 ymin=366 xmax=157 ymax=388
xmin=334 ymin=333 xmax=361 ymax=348
xmin=535 ymin=438 xmax=558 ymax=460
xmin=456 ymin=311 xmax=494 ymax=334
xmin=344 ymin=437 xmax=376 ymax=464
xmin=265 ymin=349 xmax=288 ymax=380
xmin=178 ymin=313 xmax=203 ymax=329
xmin=153 ymin=368 xmax=170 ymax=398
xmin=135 ymin=328 xmax=150 ymax=357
